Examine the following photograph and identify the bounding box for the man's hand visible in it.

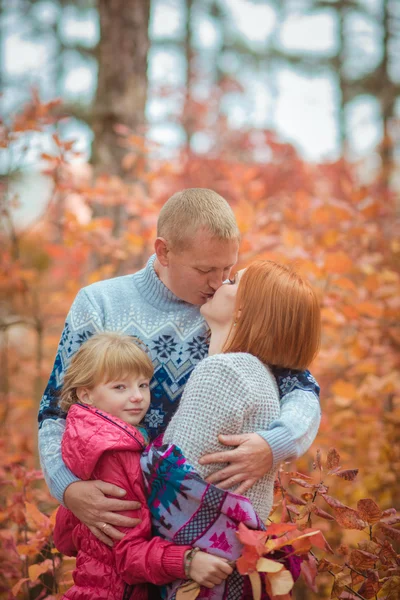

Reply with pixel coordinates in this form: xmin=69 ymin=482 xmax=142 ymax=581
xmin=64 ymin=480 xmax=141 ymax=547
xmin=199 ymin=433 xmax=273 ymax=495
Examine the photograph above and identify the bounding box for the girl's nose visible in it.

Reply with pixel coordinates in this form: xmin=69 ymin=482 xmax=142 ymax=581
xmin=129 ymin=391 xmax=143 ymax=403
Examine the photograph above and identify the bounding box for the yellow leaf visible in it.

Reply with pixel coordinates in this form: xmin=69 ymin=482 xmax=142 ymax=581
xmin=28 ymin=559 xmax=53 ymax=581
xmin=256 ymin=557 xmax=283 ymax=573
xmin=331 ymin=380 xmax=357 ymax=399
xmin=248 ymin=571 xmax=262 ymax=600
xmin=11 ymin=578 xmax=29 ymax=597
xmin=268 ymin=568 xmax=294 ymax=595
xmin=175 ymin=582 xmax=200 ymax=600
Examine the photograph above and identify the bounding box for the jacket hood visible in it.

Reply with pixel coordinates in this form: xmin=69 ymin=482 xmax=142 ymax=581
xmin=62 ymin=403 xmax=146 ymax=480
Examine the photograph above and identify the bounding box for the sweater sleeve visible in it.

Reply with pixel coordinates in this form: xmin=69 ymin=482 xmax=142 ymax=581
xmin=38 ymin=288 xmax=104 ymax=503
xmin=257 ymin=389 xmax=321 ymax=470
xmin=95 ymin=451 xmax=190 ymax=585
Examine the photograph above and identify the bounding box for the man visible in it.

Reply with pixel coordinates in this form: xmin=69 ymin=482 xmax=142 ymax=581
xmin=38 ymin=188 xmax=320 ymax=546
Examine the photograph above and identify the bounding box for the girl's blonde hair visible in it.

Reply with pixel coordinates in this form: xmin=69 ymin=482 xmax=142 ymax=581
xmin=224 ymin=260 xmax=321 ymax=371
xmin=60 ymin=332 xmax=154 ymax=413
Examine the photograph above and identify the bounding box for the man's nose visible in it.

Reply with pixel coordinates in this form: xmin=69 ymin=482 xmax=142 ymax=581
xmin=208 ymin=272 xmax=224 ymax=291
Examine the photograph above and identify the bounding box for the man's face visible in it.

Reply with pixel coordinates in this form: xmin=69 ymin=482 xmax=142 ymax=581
xmin=162 ymin=229 xmax=239 ymax=305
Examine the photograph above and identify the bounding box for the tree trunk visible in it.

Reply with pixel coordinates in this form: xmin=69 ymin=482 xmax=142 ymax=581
xmin=92 ymin=0 xmax=151 ymax=175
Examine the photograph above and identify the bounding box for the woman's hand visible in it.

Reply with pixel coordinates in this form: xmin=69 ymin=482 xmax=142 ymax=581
xmin=188 ymin=551 xmax=233 ymax=588
xmin=199 ymin=433 xmax=273 ymax=495
xmin=64 ymin=480 xmax=141 ymax=546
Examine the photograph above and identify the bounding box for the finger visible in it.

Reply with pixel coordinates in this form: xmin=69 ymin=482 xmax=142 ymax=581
xmin=95 ymin=523 xmax=126 ymax=541
xmin=216 ymin=474 xmax=246 ymax=490
xmin=95 ymin=481 xmax=129 ymax=498
xmin=202 ymin=582 xmax=215 ymax=589
xmin=235 ymin=479 xmax=256 ymax=495
xmin=205 ymin=465 xmax=242 ymax=485
xmin=218 ymin=434 xmax=247 ymax=446
xmin=199 ymin=450 xmax=238 ymax=466
xmin=220 ymin=563 xmax=234 ymax=576
xmin=88 ymin=525 xmax=114 ymax=547
xmin=97 ymin=499 xmax=141 ymax=512
xmin=102 ymin=512 xmax=142 ymax=528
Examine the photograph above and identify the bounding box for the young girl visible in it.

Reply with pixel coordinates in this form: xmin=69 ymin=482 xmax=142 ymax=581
xmin=53 ymin=332 xmax=233 ymax=600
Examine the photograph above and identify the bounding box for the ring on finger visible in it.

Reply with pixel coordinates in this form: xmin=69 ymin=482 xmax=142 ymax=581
xmin=101 ymin=523 xmax=108 ymax=532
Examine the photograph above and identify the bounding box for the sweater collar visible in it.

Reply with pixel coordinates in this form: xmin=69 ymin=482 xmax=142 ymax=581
xmin=134 ymin=254 xmax=195 ymax=311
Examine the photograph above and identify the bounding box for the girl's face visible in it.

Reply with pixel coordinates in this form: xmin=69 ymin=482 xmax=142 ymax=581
xmin=77 ymin=374 xmax=151 ymax=426
xmin=200 ymin=269 xmax=245 ymax=327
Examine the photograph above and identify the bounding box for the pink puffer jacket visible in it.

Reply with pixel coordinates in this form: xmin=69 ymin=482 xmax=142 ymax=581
xmin=53 ymin=403 xmax=189 ymax=600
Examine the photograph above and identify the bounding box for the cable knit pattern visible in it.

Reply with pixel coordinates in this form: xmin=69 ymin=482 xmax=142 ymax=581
xmin=164 ymin=353 xmax=281 ymax=522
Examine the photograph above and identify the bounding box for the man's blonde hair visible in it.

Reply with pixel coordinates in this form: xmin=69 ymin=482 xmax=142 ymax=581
xmin=157 ymin=188 xmax=240 ymax=249
xmin=60 ymin=332 xmax=154 ymax=413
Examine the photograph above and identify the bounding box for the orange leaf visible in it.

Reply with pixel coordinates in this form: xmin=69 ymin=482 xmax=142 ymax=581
xmin=356 ymin=301 xmax=383 ymax=318
xmin=264 ymin=522 xmax=298 ymax=537
xmin=331 ymin=381 xmax=356 ymax=400
xmin=324 ymin=252 xmax=353 ymax=274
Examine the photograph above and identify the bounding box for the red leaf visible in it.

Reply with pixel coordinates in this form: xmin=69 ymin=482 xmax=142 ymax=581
xmin=321 ymin=494 xmax=347 ymax=510
xmin=300 ymin=554 xmax=318 ymax=592
xmin=357 ymin=499 xmax=382 ymax=524
xmin=289 ymin=478 xmax=315 ymax=489
xmin=326 ymin=448 xmax=341 ymax=470
xmin=335 ymin=469 xmax=359 ymax=481
xmin=264 ymin=522 xmax=298 ymax=537
xmin=334 ymin=507 xmax=367 ymax=530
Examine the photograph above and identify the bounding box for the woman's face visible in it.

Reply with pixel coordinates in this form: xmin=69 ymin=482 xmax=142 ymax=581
xmin=200 ymin=268 xmax=245 ymax=327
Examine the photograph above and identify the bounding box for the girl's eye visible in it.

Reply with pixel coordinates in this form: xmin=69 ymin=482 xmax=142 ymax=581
xmin=114 ymin=384 xmax=125 ymax=390
xmin=139 ymin=382 xmax=149 ymax=389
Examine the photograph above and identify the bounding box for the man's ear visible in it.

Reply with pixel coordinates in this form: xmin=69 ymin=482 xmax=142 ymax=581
xmin=76 ymin=387 xmax=93 ymax=405
xmin=154 ymin=237 xmax=169 ymax=267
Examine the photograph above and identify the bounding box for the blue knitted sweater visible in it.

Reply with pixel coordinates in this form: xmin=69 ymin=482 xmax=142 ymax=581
xmin=38 ymin=255 xmax=321 ymax=503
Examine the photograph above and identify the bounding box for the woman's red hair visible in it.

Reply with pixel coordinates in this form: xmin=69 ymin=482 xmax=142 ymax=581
xmin=223 ymin=260 xmax=321 ymax=371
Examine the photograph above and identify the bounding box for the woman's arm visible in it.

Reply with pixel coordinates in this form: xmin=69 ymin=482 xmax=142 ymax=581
xmin=97 ymin=451 xmax=233 ymax=587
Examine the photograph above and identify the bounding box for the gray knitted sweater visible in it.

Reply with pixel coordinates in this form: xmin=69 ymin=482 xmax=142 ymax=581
xmin=164 ymin=352 xmax=281 ymax=522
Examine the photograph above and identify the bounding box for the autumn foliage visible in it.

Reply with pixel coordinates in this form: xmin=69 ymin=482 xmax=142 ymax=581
xmin=1 ymin=94 xmax=399 ymax=599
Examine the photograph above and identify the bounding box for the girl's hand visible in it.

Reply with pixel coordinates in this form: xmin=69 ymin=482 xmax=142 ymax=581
xmin=188 ymin=551 xmax=233 ymax=588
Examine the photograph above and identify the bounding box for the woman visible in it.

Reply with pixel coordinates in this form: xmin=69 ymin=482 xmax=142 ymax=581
xmin=141 ymin=260 xmax=321 ymax=599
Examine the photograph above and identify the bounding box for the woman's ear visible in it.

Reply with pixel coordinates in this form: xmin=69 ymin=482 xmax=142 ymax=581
xmin=76 ymin=387 xmax=93 ymax=405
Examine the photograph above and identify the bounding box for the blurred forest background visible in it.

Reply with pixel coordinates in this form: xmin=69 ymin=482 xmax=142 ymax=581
xmin=1 ymin=1 xmax=400 ymax=599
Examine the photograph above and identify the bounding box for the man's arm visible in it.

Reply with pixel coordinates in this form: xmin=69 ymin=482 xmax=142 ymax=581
xmin=38 ymin=288 xmax=103 ymax=498
xmin=38 ymin=287 xmax=142 ymax=544
xmin=258 ymin=368 xmax=321 ymax=469
xmin=201 ymin=370 xmax=321 ymax=493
